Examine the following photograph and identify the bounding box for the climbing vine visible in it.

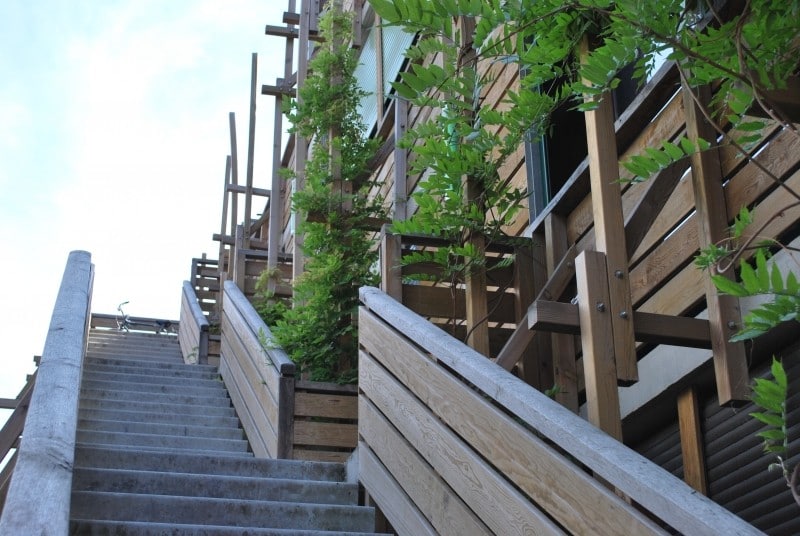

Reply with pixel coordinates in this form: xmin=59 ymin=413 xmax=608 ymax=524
xmin=255 ymin=4 xmax=385 ymax=383
xmin=371 ymin=0 xmax=799 ymax=501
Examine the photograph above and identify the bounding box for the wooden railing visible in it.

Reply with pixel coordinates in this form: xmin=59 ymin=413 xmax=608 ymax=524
xmin=178 ymin=281 xmax=210 ymax=364
xmin=0 ymin=250 xmax=94 ymax=535
xmin=292 ymin=380 xmax=358 ymax=463
xmin=0 ymin=368 xmax=37 ymax=516
xmin=358 ymin=286 xmax=763 ymax=536
xmin=220 ymin=280 xmax=295 ymax=458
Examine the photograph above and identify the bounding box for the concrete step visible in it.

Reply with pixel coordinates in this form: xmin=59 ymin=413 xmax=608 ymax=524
xmin=80 ymin=387 xmax=231 ymax=408
xmin=70 ymin=519 xmax=384 ymax=535
xmin=72 ymin=467 xmax=359 ymax=505
xmin=85 ymin=350 xmax=183 ymax=365
xmin=85 ymin=355 xmax=217 ymax=374
xmin=84 ymin=361 xmax=219 ymax=380
xmin=77 ymin=418 xmax=244 ymax=441
xmin=70 ymin=491 xmax=376 ymax=532
xmin=75 ymin=446 xmax=346 ymax=482
xmin=79 ymin=397 xmax=237 ymax=418
xmin=81 ymin=389 xmax=230 ymax=408
xmin=75 ymin=441 xmax=253 ymax=458
xmin=81 ymin=378 xmax=228 ymax=399
xmin=78 ymin=407 xmax=240 ymax=428
xmin=83 ymin=370 xmax=224 ymax=390
xmin=76 ymin=429 xmax=250 ymax=454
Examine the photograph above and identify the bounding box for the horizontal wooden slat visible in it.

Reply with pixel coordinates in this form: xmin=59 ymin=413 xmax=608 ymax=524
xmin=219 ymin=336 xmax=278 ymax=458
xmin=358 ymin=442 xmax=438 ymax=536
xmin=360 ymin=398 xmax=492 ymax=535
xmin=403 ymin=285 xmax=516 ymax=323
xmin=359 ymin=286 xmax=764 ymax=536
xmin=528 ymin=300 xmax=712 ymax=348
xmin=360 ymin=309 xmax=662 ymax=535
xmin=294 ymin=392 xmax=357 ymax=420
xmin=359 ymin=350 xmax=565 ymax=535
xmin=293 ymin=421 xmax=357 ymax=449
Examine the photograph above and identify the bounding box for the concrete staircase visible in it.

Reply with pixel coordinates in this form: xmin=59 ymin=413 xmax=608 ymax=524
xmin=69 ymin=329 xmax=378 ymax=535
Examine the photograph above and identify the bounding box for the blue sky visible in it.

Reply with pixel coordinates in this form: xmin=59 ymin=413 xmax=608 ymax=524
xmin=0 ymin=1 xmax=288 ymax=401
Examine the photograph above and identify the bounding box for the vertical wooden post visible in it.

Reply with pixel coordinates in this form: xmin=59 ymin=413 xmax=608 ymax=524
xmin=380 ymin=226 xmax=402 ymax=301
xmin=244 ymin=53 xmax=258 ymax=249
xmin=677 ymin=387 xmax=708 ymax=494
xmin=515 ymin=239 xmax=552 ymax=390
xmin=575 ymin=250 xmax=622 ymax=440
xmin=293 ymin=0 xmax=312 ymax=283
xmin=233 ymin=224 xmax=246 ymax=290
xmin=545 ymin=214 xmax=579 ymax=412
xmin=229 ymin=112 xmax=239 ymax=238
xmin=458 ymin=15 xmax=490 ymax=357
xmin=683 ymin=83 xmax=749 ymax=404
xmin=580 ymin=36 xmax=638 ymax=385
xmin=219 ymin=155 xmax=232 ymax=277
xmin=267 ymin=0 xmax=297 ymax=293
xmin=394 ymin=98 xmax=408 ymax=221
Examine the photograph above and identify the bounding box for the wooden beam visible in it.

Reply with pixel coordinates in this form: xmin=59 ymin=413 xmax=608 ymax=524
xmin=219 ymin=156 xmax=231 ymax=278
xmin=575 ymin=250 xmax=622 ymax=440
xmin=283 ymin=11 xmax=300 ymax=25
xmin=293 ymin=0 xmax=311 ymax=283
xmin=580 ymin=36 xmax=637 ymax=385
xmin=261 ymin=84 xmax=296 ymax=98
xmin=380 ymin=227 xmax=403 ymax=301
xmin=529 ymin=300 xmax=712 ymax=349
xmin=677 ymin=387 xmax=708 ymax=495
xmin=515 ymin=241 xmax=552 ymax=389
xmin=545 ymin=214 xmax=579 ymax=412
xmin=683 ymin=83 xmax=749 ymax=404
xmin=226 ymin=185 xmax=270 ymax=197
xmin=394 ymin=98 xmax=408 ymax=220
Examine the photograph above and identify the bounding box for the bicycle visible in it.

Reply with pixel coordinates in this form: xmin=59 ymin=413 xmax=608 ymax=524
xmin=116 ymin=301 xmax=175 ymax=334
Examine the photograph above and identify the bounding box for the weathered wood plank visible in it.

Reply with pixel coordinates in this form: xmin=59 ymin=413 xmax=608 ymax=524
xmin=678 ymin=387 xmax=708 ymax=495
xmin=359 ymin=350 xmax=566 ymax=536
xmin=293 ymin=421 xmax=357 ymax=449
xmin=402 ymin=284 xmax=515 ymax=323
xmin=529 ymin=300 xmax=712 ymax=348
xmin=575 ymin=250 xmax=623 ymax=440
xmin=580 ymin=37 xmax=637 ymax=384
xmin=359 ymin=398 xmax=493 ymax=535
xmin=358 ymin=442 xmax=438 ymax=536
xmin=294 ymin=391 xmax=357 ymax=419
xmin=219 ymin=336 xmax=278 ymax=458
xmin=361 ymin=287 xmax=759 ymax=535
xmin=360 ymin=309 xmax=665 ymax=535
xmin=380 ymin=227 xmax=402 ymax=301
xmin=545 ymin=214 xmax=579 ymax=412
xmin=683 ymin=83 xmax=749 ymax=404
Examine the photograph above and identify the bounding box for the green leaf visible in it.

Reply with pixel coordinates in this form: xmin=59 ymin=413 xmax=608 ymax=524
xmin=711 ymin=274 xmax=750 ymax=297
xmin=750 ymin=411 xmax=785 ymax=428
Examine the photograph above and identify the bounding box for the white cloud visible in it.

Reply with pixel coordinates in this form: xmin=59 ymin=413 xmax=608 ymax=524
xmin=0 ymin=0 xmax=288 ymax=398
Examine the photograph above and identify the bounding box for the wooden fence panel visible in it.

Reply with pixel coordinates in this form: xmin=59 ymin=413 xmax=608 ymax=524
xmin=178 ymin=281 xmax=209 ymax=364
xmin=358 ymin=286 xmax=763 ymax=536
xmin=220 ymin=281 xmax=295 ymax=458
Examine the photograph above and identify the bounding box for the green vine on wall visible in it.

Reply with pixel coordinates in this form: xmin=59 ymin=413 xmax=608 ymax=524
xmin=371 ymin=0 xmax=799 ymax=502
xmin=254 ymin=4 xmax=385 ymax=384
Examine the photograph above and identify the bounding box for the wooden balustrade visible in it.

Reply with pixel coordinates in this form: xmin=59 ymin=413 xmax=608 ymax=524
xmin=0 ymin=250 xmax=94 ymax=535
xmin=178 ymin=281 xmax=210 ymax=364
xmin=358 ymin=286 xmax=762 ymax=536
xmin=220 ymin=280 xmax=295 ymax=459
xmin=0 ymin=369 xmax=37 ymax=516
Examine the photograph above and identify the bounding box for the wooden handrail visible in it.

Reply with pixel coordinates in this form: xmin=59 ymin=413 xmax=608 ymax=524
xmin=0 ymin=250 xmax=94 ymax=535
xmin=358 ymin=286 xmax=763 ymax=536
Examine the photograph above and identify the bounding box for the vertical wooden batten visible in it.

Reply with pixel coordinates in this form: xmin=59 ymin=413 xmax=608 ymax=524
xmin=244 ymin=53 xmax=258 ymax=249
xmin=580 ymin=36 xmax=638 ymax=385
xmin=682 ymin=83 xmax=749 ymax=404
xmin=545 ymin=214 xmax=579 ymax=412
xmin=293 ymin=0 xmax=312 ymax=283
xmin=677 ymin=387 xmax=708 ymax=494
xmin=575 ymin=250 xmax=623 ymax=441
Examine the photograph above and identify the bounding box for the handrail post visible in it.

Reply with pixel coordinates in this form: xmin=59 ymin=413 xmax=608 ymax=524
xmin=0 ymin=250 xmax=94 ymax=535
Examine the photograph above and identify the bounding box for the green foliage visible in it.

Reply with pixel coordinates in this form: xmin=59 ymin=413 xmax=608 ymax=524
xmin=750 ymin=358 xmax=789 ymax=457
xmin=259 ymin=5 xmax=385 ymax=383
